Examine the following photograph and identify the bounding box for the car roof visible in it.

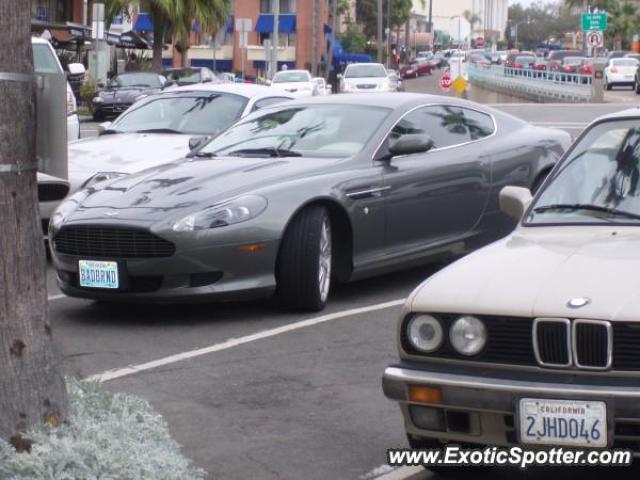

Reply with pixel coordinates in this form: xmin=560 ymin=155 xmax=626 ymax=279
xmin=166 ymin=82 xmax=296 ymax=99
xmin=278 ymin=92 xmax=502 ymax=112
xmin=591 ymin=107 xmax=640 ymax=123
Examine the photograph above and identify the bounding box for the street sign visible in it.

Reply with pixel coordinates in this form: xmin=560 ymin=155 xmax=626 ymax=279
xmin=586 ymin=30 xmax=604 ymax=48
xmin=476 ymin=37 xmax=485 ymax=48
xmin=451 ymin=75 xmax=467 ymax=94
xmin=238 ymin=31 xmax=248 ymax=48
xmin=582 ymin=13 xmax=607 ymax=31
xmin=235 ymin=18 xmax=252 ymax=32
xmin=440 ymin=71 xmax=452 ymax=91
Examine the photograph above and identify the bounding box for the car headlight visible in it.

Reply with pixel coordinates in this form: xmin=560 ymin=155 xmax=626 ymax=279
xmin=81 ymin=171 xmax=127 ymax=190
xmin=449 ymin=316 xmax=487 ymax=356
xmin=172 ymin=195 xmax=267 ymax=232
xmin=67 ymin=88 xmax=77 ymax=114
xmin=378 ymin=81 xmax=391 ymax=91
xmin=50 ymin=191 xmax=87 ymax=230
xmin=406 ymin=314 xmax=443 ymax=353
xmin=92 ymin=96 xmax=104 ymax=103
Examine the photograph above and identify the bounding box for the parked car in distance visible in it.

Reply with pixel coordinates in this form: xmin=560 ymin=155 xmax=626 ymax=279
xmin=66 ymin=83 xmax=294 ymax=197
xmin=605 ymin=57 xmax=638 ymax=90
xmin=340 ymin=63 xmax=394 ymax=92
xmin=624 ymin=53 xmax=640 ymax=62
xmin=50 ymin=94 xmax=570 ymax=311
xmin=270 ymin=69 xmax=317 ymax=97
xmin=469 ymin=53 xmax=491 ymax=66
xmin=163 ymin=67 xmax=220 ymax=87
xmin=546 ymin=49 xmax=582 ymax=71
xmin=514 ymin=55 xmax=535 ymax=70
xmin=313 ymin=77 xmax=332 ymax=95
xmin=383 ymin=108 xmax=640 ymax=458
xmin=561 ymin=56 xmax=586 ymax=74
xmin=400 ymin=59 xmax=433 ymax=79
xmin=92 ymin=71 xmax=167 ymax=120
xmin=504 ymin=51 xmax=534 ymax=68
xmin=607 ymin=50 xmax=629 ymax=60
xmin=386 ymin=69 xmax=404 ymax=91
xmin=492 ymin=50 xmax=507 ymax=64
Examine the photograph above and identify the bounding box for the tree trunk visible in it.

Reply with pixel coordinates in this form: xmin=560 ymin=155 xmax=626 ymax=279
xmin=151 ymin=7 xmax=165 ymax=71
xmin=0 ymin=0 xmax=68 ymax=449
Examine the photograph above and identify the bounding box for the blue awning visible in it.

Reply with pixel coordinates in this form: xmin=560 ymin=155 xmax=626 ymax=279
xmin=134 ymin=12 xmax=153 ymax=32
xmin=191 ymin=59 xmax=233 ymax=71
xmin=255 ymin=14 xmax=296 ymax=33
xmin=253 ymin=60 xmax=296 ymax=70
xmin=225 ymin=16 xmax=234 ymax=33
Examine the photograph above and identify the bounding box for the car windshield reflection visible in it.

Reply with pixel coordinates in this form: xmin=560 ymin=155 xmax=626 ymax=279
xmin=527 ymin=119 xmax=640 ymax=224
xmin=199 ymin=105 xmax=391 ymax=158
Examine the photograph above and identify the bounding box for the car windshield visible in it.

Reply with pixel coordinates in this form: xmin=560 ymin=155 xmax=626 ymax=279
xmin=165 ymin=69 xmax=201 ymax=84
xmin=32 ymin=43 xmax=63 ymax=74
xmin=272 ymin=71 xmax=310 ymax=83
xmin=110 ymin=93 xmax=248 ymax=135
xmin=344 ymin=64 xmax=387 ymax=78
xmin=198 ymin=105 xmax=391 ymax=158
xmin=527 ymin=119 xmax=640 ymax=225
xmin=613 ymin=59 xmax=638 ymax=67
xmin=111 ymin=73 xmax=163 ymax=88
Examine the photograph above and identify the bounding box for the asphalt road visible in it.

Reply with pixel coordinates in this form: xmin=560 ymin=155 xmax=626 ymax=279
xmin=58 ymin=83 xmax=640 ymax=480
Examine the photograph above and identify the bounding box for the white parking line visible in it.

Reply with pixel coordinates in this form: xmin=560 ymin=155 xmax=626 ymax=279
xmin=84 ymin=298 xmax=406 ymax=383
xmin=371 ymin=466 xmax=426 ymax=480
xmin=48 ymin=294 xmax=66 ymax=301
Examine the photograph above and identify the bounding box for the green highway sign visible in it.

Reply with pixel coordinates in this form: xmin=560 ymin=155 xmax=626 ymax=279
xmin=582 ymin=13 xmax=607 ymax=31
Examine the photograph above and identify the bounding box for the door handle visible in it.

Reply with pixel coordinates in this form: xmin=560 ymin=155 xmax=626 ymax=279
xmin=345 ymin=186 xmax=391 ymax=199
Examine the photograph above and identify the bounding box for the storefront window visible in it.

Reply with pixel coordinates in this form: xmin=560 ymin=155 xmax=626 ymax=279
xmin=259 ymin=0 xmax=296 ymax=13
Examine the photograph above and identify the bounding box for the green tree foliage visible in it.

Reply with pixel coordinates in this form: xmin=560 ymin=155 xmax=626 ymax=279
xmin=356 ymin=0 xmax=414 ymax=39
xmin=104 ymin=0 xmax=230 ymax=70
xmin=338 ymin=21 xmax=368 ymax=53
xmin=508 ymin=2 xmax=580 ymax=49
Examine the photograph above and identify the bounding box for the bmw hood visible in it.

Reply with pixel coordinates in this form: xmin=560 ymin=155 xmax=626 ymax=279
xmin=410 ymin=226 xmax=640 ymax=322
xmin=67 ymin=155 xmax=338 ymax=223
xmin=68 ymin=133 xmax=193 ymax=191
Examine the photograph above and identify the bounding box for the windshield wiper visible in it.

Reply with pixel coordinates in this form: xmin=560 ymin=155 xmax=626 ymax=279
xmin=226 ymin=147 xmax=302 ymax=158
xmin=533 ymin=203 xmax=640 ymax=221
xmin=100 ymin=129 xmax=122 ymax=135
xmin=134 ymin=128 xmax=182 ymax=134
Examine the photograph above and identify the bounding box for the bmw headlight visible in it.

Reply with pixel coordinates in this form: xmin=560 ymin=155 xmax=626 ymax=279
xmin=406 ymin=314 xmax=443 ymax=353
xmin=450 ymin=316 xmax=487 ymax=356
xmin=172 ymin=195 xmax=267 ymax=232
xmin=92 ymin=96 xmax=104 ymax=103
xmin=81 ymin=171 xmax=127 ymax=190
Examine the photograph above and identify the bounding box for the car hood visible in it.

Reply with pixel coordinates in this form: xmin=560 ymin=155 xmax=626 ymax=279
xmin=99 ymin=87 xmax=158 ymax=102
xmin=68 ymin=155 xmax=339 ymax=223
xmin=271 ymin=82 xmax=311 ymax=91
xmin=411 ymin=226 xmax=640 ymax=322
xmin=344 ymin=77 xmax=387 ymax=84
xmin=68 ymin=133 xmax=193 ymax=190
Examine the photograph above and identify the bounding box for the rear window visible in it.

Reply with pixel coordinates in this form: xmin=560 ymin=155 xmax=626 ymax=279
xmin=613 ymin=59 xmax=638 ymax=66
xmin=33 ymin=43 xmax=63 ymax=74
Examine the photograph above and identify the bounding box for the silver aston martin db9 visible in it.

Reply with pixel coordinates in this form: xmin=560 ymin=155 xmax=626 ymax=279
xmin=49 ymin=94 xmax=571 ymax=311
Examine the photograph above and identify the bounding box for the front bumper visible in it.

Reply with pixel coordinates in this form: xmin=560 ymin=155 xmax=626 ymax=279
xmin=93 ymin=102 xmax=132 ymax=116
xmin=50 ymin=233 xmax=280 ymax=303
xmin=383 ymin=365 xmax=640 ymax=453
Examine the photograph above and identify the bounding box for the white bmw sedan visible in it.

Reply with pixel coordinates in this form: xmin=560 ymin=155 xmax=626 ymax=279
xmin=384 ymin=108 xmax=640 ymax=457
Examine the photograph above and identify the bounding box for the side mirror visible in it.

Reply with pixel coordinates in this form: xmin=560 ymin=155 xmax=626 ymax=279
xmin=265 ymin=79 xmax=272 ymax=86
xmin=337 ymin=73 xmax=343 ymax=79
xmin=97 ymin=121 xmax=112 ymax=135
xmin=68 ymin=62 xmax=86 ymax=75
xmin=188 ymin=135 xmax=210 ymax=151
xmin=499 ymin=186 xmax=533 ymax=220
xmin=389 ymin=134 xmax=434 ymax=157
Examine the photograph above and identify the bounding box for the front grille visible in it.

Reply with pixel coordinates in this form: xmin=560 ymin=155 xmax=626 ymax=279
xmin=61 ymin=270 xmax=163 ymax=293
xmin=54 ymin=225 xmax=175 ymax=258
xmin=534 ymin=319 xmax=570 ymax=367
xmin=357 ymin=84 xmax=376 ymax=89
xmin=574 ymin=320 xmax=611 ymax=369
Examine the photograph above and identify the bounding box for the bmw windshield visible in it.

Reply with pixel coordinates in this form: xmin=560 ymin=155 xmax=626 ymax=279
xmin=527 ymin=119 xmax=640 ymax=225
xmin=197 ymin=105 xmax=391 ymax=158
xmin=109 ymin=93 xmax=248 ymax=135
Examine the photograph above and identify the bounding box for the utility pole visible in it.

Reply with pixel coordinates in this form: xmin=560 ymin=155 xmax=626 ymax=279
xmin=377 ymin=0 xmax=383 ymax=62
xmin=271 ymin=0 xmax=280 ymax=76
xmin=386 ymin=0 xmax=391 ymax=68
xmin=312 ymin=0 xmax=318 ymax=75
xmin=325 ymin=0 xmax=338 ymax=83
xmin=0 ymin=0 xmax=69 ymax=446
xmin=428 ymin=0 xmax=433 ymax=51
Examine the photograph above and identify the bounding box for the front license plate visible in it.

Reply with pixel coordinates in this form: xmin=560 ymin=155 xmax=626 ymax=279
xmin=519 ymin=398 xmax=607 ymax=448
xmin=78 ymin=260 xmax=119 ymax=289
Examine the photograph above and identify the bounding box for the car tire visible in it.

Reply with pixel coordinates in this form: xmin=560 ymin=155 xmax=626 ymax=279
xmin=277 ymin=205 xmax=332 ymax=312
xmin=635 ymin=80 xmax=640 ymax=94
xmin=605 ymin=78 xmax=612 ymax=90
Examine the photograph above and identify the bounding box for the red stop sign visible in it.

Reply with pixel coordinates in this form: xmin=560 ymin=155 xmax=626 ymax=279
xmin=440 ymin=71 xmax=452 ymax=90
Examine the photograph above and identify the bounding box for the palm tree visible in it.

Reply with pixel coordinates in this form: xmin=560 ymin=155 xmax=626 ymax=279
xmin=463 ymin=9 xmax=481 ymax=36
xmin=105 ymin=0 xmax=230 ymax=71
xmin=606 ymin=0 xmax=637 ymax=50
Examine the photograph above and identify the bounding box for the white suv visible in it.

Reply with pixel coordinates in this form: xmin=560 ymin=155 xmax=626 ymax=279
xmin=339 ymin=63 xmax=394 ymax=93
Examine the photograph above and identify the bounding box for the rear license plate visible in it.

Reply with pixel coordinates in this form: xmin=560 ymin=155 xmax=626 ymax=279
xmin=78 ymin=260 xmax=119 ymax=289
xmin=519 ymin=398 xmax=606 ymax=448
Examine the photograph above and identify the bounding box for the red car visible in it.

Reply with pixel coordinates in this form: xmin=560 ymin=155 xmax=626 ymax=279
xmin=400 ymin=60 xmax=433 ymax=79
xmin=561 ymin=56 xmax=586 ymax=74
